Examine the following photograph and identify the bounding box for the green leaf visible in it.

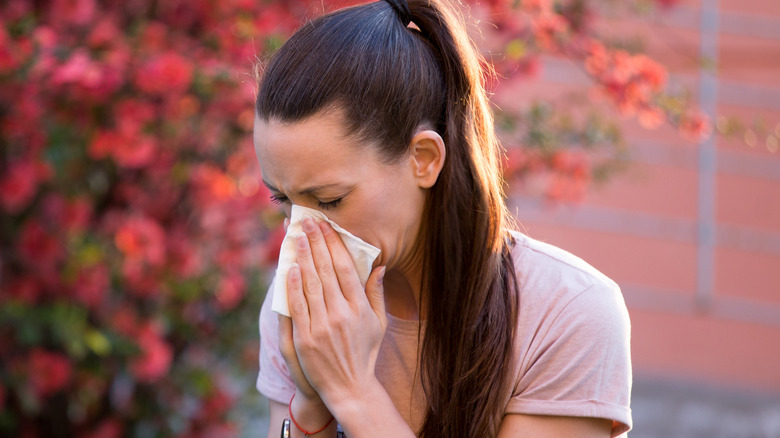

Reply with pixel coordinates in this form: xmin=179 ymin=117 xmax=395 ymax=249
xmin=84 ymin=328 xmax=112 ymax=356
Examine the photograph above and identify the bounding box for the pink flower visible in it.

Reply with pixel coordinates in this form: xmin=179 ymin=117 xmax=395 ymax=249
xmin=130 ymin=323 xmax=173 ymax=383
xmin=215 ymin=272 xmax=245 ymax=311
xmin=639 ymin=106 xmax=665 ymax=129
xmin=52 ymin=49 xmax=104 ymax=89
xmin=135 ymin=53 xmax=194 ymax=96
xmin=634 ymin=54 xmax=667 ymax=90
xmin=28 ymin=349 xmax=72 ymax=397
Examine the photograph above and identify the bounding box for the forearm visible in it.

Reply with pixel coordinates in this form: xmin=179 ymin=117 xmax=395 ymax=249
xmin=327 ymin=378 xmax=416 ymax=438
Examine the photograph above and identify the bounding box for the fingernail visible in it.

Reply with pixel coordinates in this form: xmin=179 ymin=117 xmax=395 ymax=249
xmin=318 ymin=220 xmax=331 ymax=234
xmin=378 ymin=266 xmax=386 ymax=285
xmin=302 ymin=216 xmax=316 ymax=232
xmin=289 ymin=263 xmax=300 ymax=279
xmin=297 ymin=235 xmax=307 ymax=250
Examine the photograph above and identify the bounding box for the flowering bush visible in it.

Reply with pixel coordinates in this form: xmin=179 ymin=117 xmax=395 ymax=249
xmin=1 ymin=0 xmax=701 ymax=436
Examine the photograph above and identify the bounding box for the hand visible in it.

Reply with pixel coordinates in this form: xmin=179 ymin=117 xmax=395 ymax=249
xmin=278 ymin=217 xmax=320 ymax=402
xmin=287 ymin=216 xmax=387 ymax=406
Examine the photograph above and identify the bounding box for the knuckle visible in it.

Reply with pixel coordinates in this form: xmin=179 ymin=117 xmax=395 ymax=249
xmin=329 ymin=311 xmax=348 ymax=328
xmin=309 ymin=326 xmax=329 ymax=341
xmin=316 ymin=262 xmax=335 ymax=278
xmin=290 ymin=301 xmax=306 ymax=315
xmin=305 ymin=279 xmax=322 ymax=295
xmin=334 ymin=262 xmax=352 ymax=277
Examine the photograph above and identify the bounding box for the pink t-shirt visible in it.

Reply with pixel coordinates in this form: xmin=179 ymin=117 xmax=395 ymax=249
xmin=256 ymin=231 xmax=632 ymax=437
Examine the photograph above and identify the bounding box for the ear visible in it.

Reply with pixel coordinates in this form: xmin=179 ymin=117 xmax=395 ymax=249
xmin=409 ymin=130 xmax=446 ymax=189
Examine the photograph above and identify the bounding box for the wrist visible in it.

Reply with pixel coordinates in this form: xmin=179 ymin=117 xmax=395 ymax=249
xmin=289 ymin=391 xmax=333 ymax=437
xmin=324 ymin=377 xmax=381 ymax=424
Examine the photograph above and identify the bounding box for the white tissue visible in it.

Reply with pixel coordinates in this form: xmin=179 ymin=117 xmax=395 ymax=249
xmin=271 ymin=205 xmax=382 ymax=317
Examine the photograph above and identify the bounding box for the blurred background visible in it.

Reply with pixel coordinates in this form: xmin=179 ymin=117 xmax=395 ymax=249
xmin=0 ymin=0 xmax=777 ymax=437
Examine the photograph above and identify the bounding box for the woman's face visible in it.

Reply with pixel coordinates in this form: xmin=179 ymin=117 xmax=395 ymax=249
xmin=253 ymin=109 xmax=427 ymax=271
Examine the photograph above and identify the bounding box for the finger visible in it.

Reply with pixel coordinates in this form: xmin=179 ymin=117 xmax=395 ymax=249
xmin=286 ymin=263 xmax=312 ymax=330
xmin=301 ymin=216 xmax=345 ymax=310
xmin=318 ymin=221 xmax=363 ymax=303
xmin=278 ymin=314 xmax=296 ymax=363
xmin=365 ymin=266 xmax=388 ymax=328
xmin=294 ymin=231 xmax=328 ymax=321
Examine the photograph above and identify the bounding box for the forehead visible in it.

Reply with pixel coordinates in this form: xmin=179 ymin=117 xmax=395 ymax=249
xmin=253 ymin=111 xmax=369 ymax=189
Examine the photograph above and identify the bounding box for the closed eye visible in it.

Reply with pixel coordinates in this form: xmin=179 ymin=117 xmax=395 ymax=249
xmin=269 ymin=194 xmax=289 ymax=205
xmin=318 ymin=198 xmax=343 ymax=210
xmin=269 ymin=194 xmax=343 ymax=211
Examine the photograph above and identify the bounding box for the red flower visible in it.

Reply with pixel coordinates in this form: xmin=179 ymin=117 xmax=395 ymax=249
xmin=18 ymin=220 xmax=64 ymax=267
xmin=89 ymin=129 xmax=157 ymax=169
xmin=111 ymin=308 xmax=140 ymax=338
xmin=81 ymin=418 xmax=123 ymax=438
xmin=215 ymin=272 xmax=245 ymax=311
xmin=680 ymin=112 xmax=712 ymax=142
xmin=28 ymin=349 xmax=72 ymax=397
xmin=129 ymin=323 xmax=173 ymax=383
xmin=115 ymin=216 xmax=166 ymax=266
xmin=73 ymin=263 xmax=110 ymax=309
xmin=135 ymin=53 xmax=194 ymax=96
xmin=4 ymin=276 xmax=42 ymax=304
xmin=115 ymin=99 xmax=156 ymax=134
xmin=42 ymin=194 xmax=92 ymax=233
xmin=50 ymin=0 xmax=96 ymax=27
xmin=87 ymin=17 xmax=120 ymax=49
xmin=168 ymin=231 xmax=204 ymax=278
xmin=0 ymin=158 xmax=51 ymax=214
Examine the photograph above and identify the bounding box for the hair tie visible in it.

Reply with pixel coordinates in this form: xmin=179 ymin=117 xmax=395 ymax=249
xmin=383 ymin=0 xmax=412 ymax=27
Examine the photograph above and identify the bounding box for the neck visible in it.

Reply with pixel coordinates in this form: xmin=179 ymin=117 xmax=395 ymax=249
xmin=383 ymin=266 xmax=423 ymax=321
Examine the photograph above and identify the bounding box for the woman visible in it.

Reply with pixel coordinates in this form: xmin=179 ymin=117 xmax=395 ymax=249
xmin=254 ymin=0 xmax=632 ymax=437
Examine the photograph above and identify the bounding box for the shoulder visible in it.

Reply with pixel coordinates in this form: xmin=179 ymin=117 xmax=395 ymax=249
xmin=505 ymin=230 xmax=632 ymax=436
xmin=509 ymin=229 xmax=619 ymax=297
xmin=507 ymin=229 xmax=627 ymax=329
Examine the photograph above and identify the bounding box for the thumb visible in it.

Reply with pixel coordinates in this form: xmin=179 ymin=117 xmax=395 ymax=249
xmin=365 ymin=266 xmax=387 ymax=327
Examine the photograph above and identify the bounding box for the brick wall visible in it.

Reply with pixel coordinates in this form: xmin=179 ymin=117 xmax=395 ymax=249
xmin=509 ymin=0 xmax=780 ymax=392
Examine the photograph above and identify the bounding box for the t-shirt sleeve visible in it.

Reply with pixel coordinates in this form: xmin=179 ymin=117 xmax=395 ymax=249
xmin=505 ymin=281 xmax=632 ymax=437
xmin=256 ymin=280 xmax=296 ymax=404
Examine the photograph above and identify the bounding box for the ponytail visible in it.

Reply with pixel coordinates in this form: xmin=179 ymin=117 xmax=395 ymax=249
xmin=405 ymin=1 xmax=518 ymax=436
xmin=256 ymin=0 xmax=518 ymax=435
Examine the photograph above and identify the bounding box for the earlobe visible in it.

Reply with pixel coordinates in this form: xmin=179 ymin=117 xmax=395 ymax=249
xmin=410 ymin=130 xmax=446 ymax=189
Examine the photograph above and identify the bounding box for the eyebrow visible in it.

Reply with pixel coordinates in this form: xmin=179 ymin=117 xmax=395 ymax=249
xmin=261 ymin=179 xmax=346 ymax=196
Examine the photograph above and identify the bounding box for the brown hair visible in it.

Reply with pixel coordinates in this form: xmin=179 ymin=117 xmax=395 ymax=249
xmin=256 ymin=1 xmax=518 ymax=436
